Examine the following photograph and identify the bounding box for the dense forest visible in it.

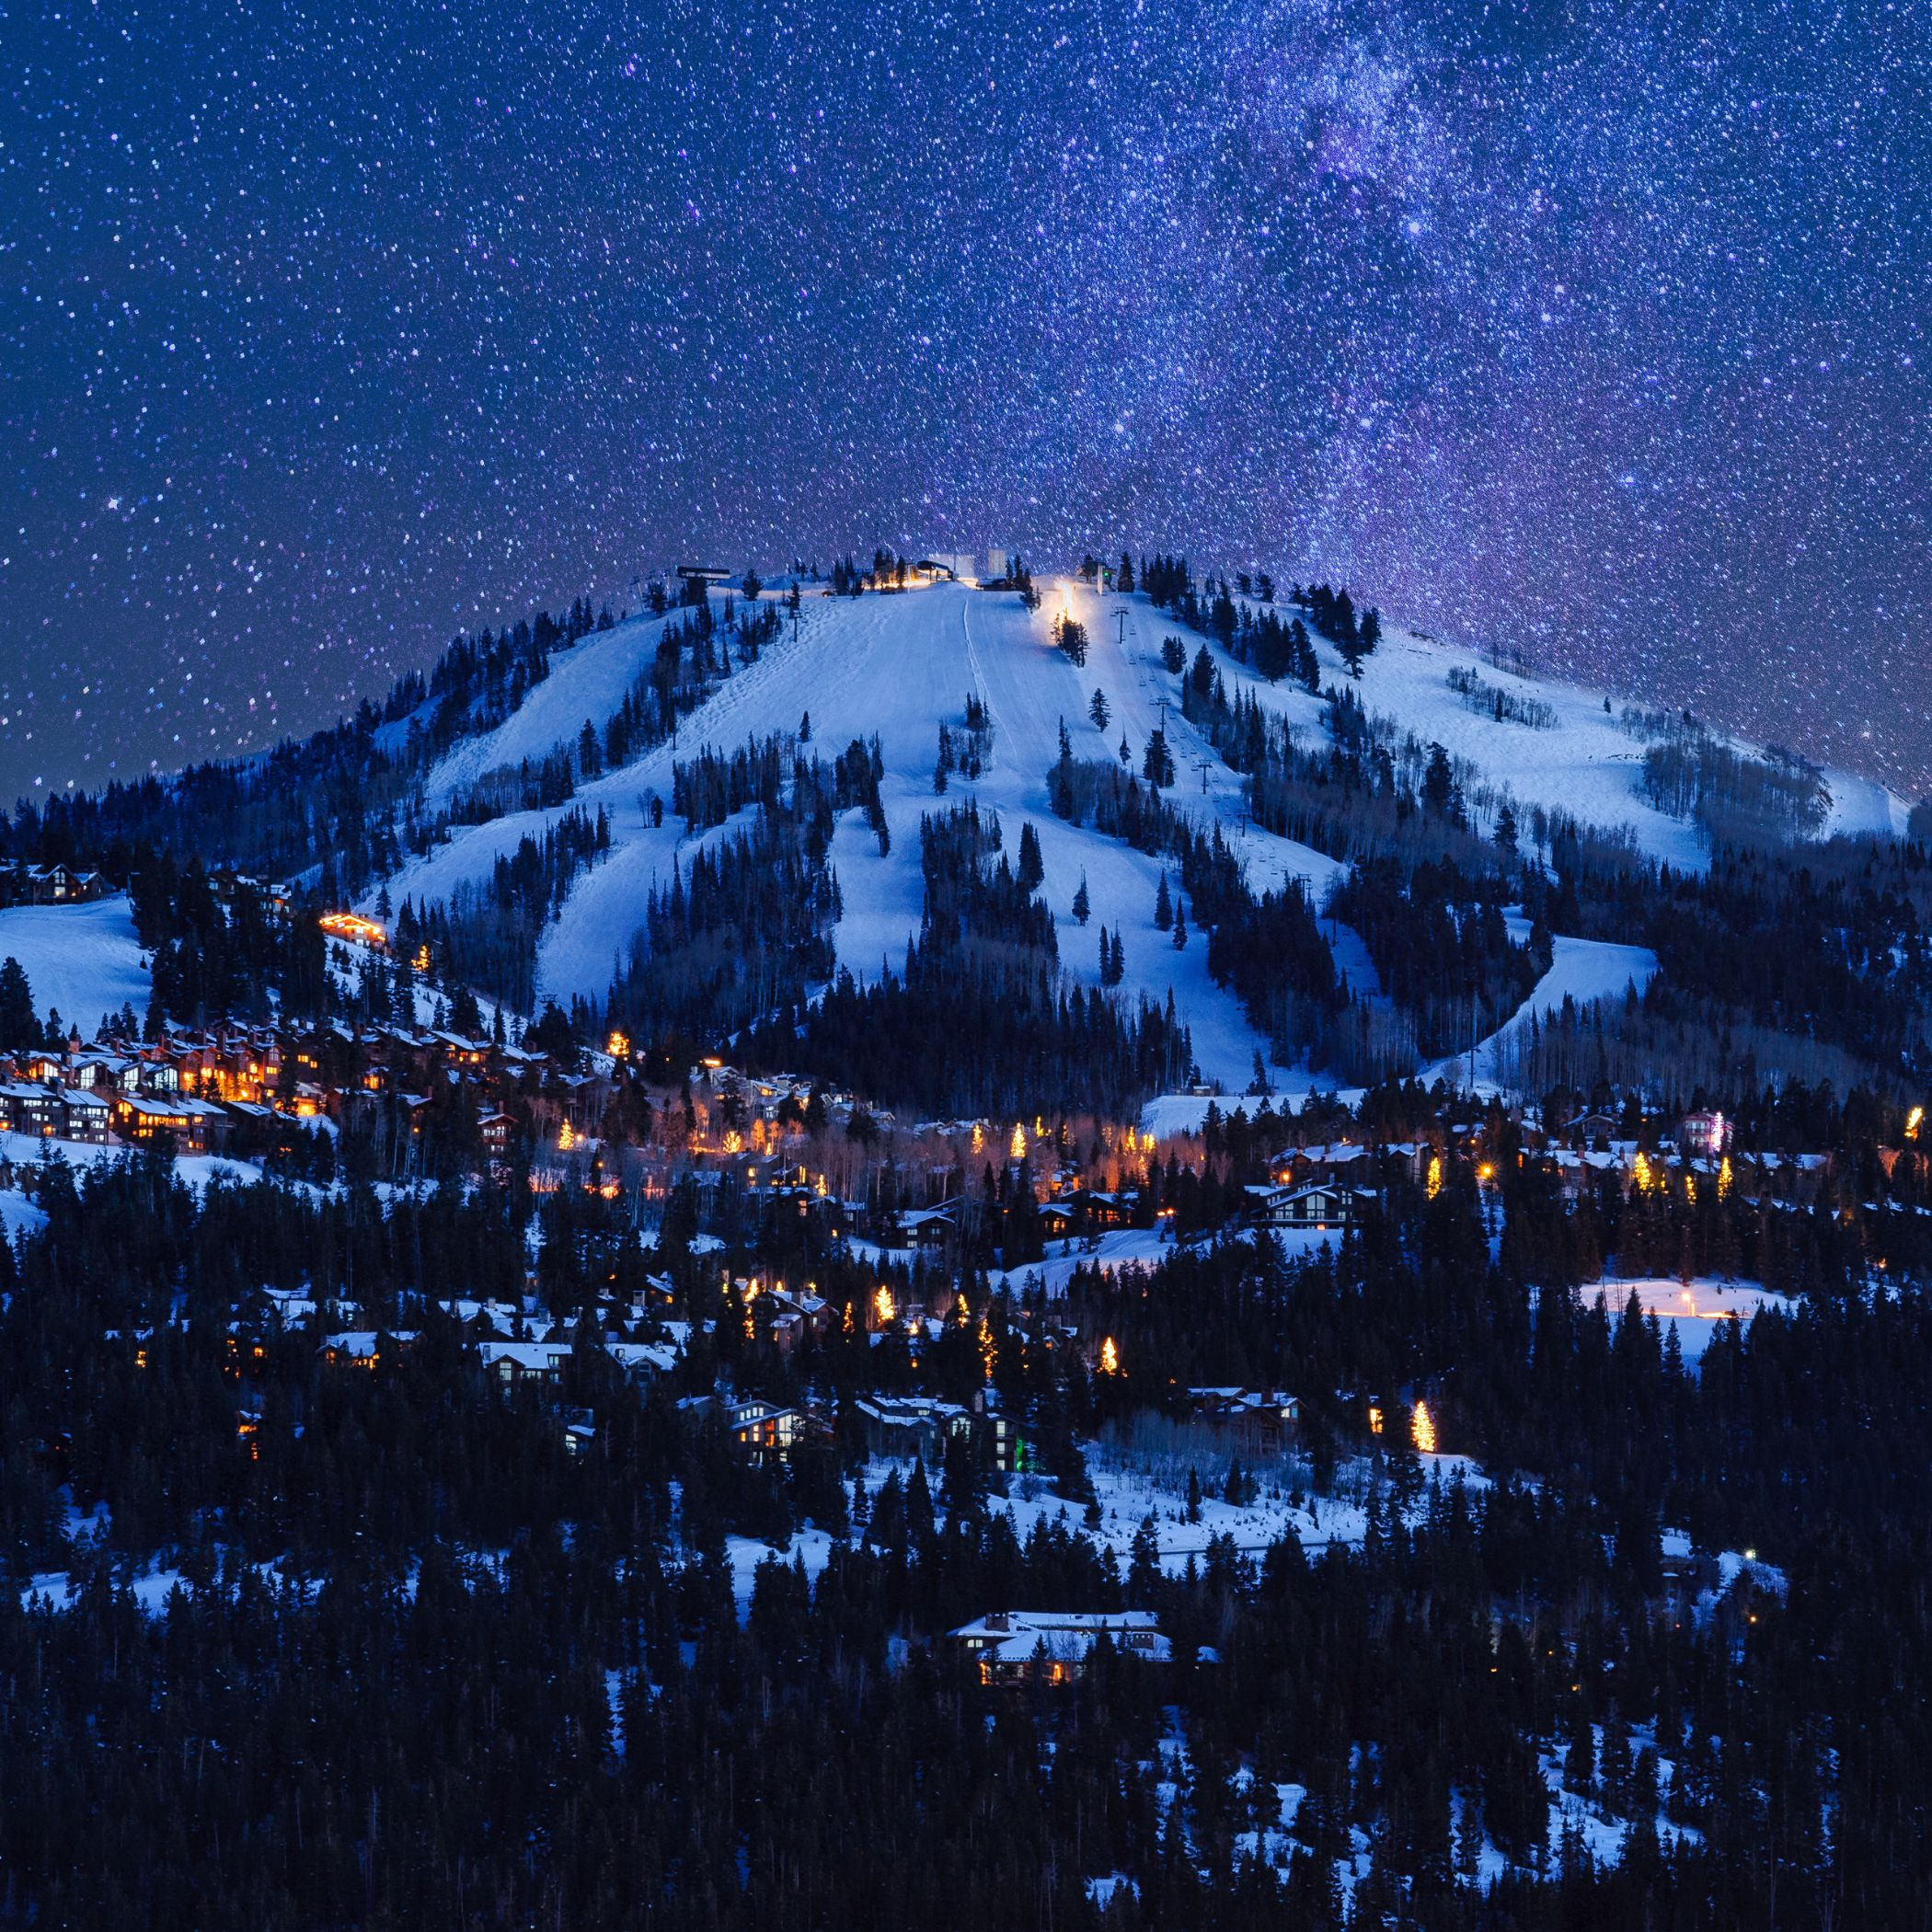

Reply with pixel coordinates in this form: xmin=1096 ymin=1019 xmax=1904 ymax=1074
xmin=2 ymin=1115 xmax=1929 ymax=1926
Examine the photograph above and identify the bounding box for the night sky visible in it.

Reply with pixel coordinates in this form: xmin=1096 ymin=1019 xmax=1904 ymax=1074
xmin=6 ymin=0 xmax=1927 ymax=807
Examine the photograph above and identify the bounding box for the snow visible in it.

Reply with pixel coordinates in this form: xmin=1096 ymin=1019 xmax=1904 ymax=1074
xmin=0 ymin=1190 xmax=48 ymax=1240
xmin=0 ymin=896 xmax=148 ymax=1036
xmin=1583 ymin=1276 xmax=1786 ymax=1363
xmin=1196 ymin=616 xmax=1709 ymax=872
xmin=724 ymin=1525 xmax=838 ymax=1609
xmin=423 ymin=613 xmax=677 ymax=805
xmin=366 ymin=578 xmax=1903 ymax=1095
xmin=0 ymin=1129 xmax=293 ymax=1199
xmin=987 ymin=1223 xmax=1340 ymax=1299
xmin=382 ymin=582 xmax=1290 ymax=1089
xmin=1821 ymin=765 xmax=1911 ymax=842
xmin=1420 ymin=933 xmax=1660 ymax=1093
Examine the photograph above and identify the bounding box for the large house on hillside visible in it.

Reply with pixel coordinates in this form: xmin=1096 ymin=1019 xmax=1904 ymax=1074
xmin=1246 ymin=1180 xmax=1369 ymax=1233
xmin=950 ymin=1611 xmax=1170 ymax=1686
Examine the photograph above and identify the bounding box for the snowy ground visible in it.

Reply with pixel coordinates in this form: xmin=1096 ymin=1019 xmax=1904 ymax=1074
xmin=1582 ymin=1276 xmax=1787 ymax=1363
xmin=1419 ymin=933 xmax=1660 ymax=1093
xmin=0 ymin=896 xmax=148 ymax=1037
xmin=986 ymin=1223 xmax=1339 ymax=1299
xmin=720 ymin=1445 xmax=1494 ymax=1613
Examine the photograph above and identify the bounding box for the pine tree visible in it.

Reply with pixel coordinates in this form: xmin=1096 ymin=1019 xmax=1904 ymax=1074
xmin=0 ymin=957 xmax=34 ymax=1047
xmin=1155 ymin=874 xmax=1173 ymax=931
xmin=1089 ymin=688 xmax=1110 ymax=731
xmin=1017 ymin=822 xmax=1044 ymax=894
xmin=1072 ymin=874 xmax=1090 ymax=925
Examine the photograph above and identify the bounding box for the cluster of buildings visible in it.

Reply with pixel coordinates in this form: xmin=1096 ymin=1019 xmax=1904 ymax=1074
xmin=0 ymin=1019 xmax=565 ymax=1163
xmin=0 ymin=860 xmax=115 ymax=907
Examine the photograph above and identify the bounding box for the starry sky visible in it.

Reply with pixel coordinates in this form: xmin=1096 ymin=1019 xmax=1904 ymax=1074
xmin=6 ymin=0 xmax=1928 ymax=807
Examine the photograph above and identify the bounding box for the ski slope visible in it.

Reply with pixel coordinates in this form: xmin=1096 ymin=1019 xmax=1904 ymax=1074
xmin=372 ymin=576 xmax=1898 ymax=1103
xmin=1419 ymin=934 xmax=1660 ymax=1094
xmin=0 ymin=897 xmax=148 ymax=1038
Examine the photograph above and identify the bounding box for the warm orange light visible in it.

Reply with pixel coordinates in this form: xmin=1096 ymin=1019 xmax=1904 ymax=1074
xmin=1410 ymin=1400 xmax=1437 ymax=1455
xmin=1367 ymin=1404 xmax=1384 ymax=1436
xmin=319 ymin=911 xmax=386 ymax=946
xmin=1909 ymin=1106 xmax=1925 ymax=1141
xmin=1426 ymin=1155 xmax=1442 ymax=1200
xmin=607 ymin=1030 xmax=630 ymax=1058
xmin=1010 ymin=1121 xmax=1027 ymax=1160
xmin=873 ymin=1286 xmax=896 ymax=1326
xmin=1098 ymin=1336 xmax=1120 ymax=1375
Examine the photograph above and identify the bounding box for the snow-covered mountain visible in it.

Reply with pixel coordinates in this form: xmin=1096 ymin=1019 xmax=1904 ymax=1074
xmin=358 ymin=576 xmax=1906 ymax=1113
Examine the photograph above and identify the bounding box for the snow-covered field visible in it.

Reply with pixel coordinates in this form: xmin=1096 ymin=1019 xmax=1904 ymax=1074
xmin=1583 ymin=1277 xmax=1787 ymax=1363
xmin=987 ymin=1223 xmax=1340 ymax=1298
xmin=0 ymin=896 xmax=148 ymax=1037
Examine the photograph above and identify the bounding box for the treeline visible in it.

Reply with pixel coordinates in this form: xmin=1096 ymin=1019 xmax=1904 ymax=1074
xmin=604 ymin=817 xmax=842 ymax=1053
xmin=746 ymin=802 xmax=1193 ymax=1116
xmin=1527 ymin=828 xmax=1932 ymax=1086
xmin=1639 ymin=719 xmax=1830 ymax=846
xmin=4 ymin=1148 xmax=1929 ymax=1921
xmin=1329 ymin=857 xmax=1548 ymax=1062
xmin=0 ymin=594 xmax=624 ymax=905
xmin=405 ymin=807 xmax=612 ymax=1015
xmin=1135 ymin=556 xmax=1379 ymax=676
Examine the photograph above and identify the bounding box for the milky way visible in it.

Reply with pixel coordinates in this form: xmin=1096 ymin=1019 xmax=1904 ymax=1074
xmin=5 ymin=0 xmax=1927 ymax=805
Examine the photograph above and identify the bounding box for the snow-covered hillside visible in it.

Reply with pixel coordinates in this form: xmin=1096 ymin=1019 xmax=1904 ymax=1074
xmin=0 ymin=897 xmax=148 ymax=1037
xmin=371 ymin=579 xmax=1903 ymax=1106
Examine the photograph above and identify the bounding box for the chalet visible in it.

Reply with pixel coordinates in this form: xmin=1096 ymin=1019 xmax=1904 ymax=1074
xmin=319 ymin=1329 xmax=417 ymax=1369
xmin=1083 ymin=1189 xmax=1137 ymax=1229
xmin=0 ymin=861 xmax=109 ymax=905
xmin=478 ymin=1110 xmax=515 ymax=1155
xmin=115 ymin=1092 xmax=214 ymax=1152
xmin=1682 ymin=1110 xmax=1731 ymax=1157
xmin=1038 ymin=1200 xmax=1076 ymax=1239
xmin=58 ymin=1087 xmax=113 ymax=1144
xmin=318 ymin=910 xmax=386 ymax=947
xmin=678 ymin=1394 xmax=806 ymax=1463
xmin=1266 ymin=1143 xmax=1373 ymax=1188
xmin=894 ymin=1203 xmax=958 ymax=1248
xmin=1183 ymin=1387 xmax=1301 ymax=1455
xmin=431 ymin=1031 xmax=490 ymax=1071
xmin=1246 ymin=1180 xmax=1366 ymax=1232
xmin=0 ymin=1082 xmax=60 ymax=1137
xmin=950 ymin=1611 xmax=1169 ymax=1686
xmin=854 ymin=1394 xmax=1020 ymax=1470
xmin=604 ymin=1340 xmax=681 ymax=1383
xmin=478 ymin=1340 xmax=571 ymax=1386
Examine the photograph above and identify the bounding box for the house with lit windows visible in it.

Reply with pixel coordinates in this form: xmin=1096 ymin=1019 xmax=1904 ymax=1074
xmin=950 ymin=1611 xmax=1170 ymax=1686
